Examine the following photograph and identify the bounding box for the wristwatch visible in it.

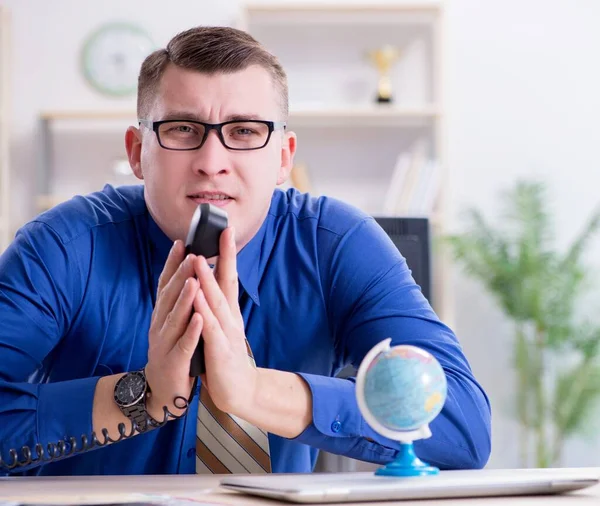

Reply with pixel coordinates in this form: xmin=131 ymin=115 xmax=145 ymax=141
xmin=113 ymin=369 xmax=157 ymax=432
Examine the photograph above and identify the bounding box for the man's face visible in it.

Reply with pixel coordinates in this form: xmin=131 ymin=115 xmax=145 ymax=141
xmin=126 ymin=64 xmax=296 ymax=250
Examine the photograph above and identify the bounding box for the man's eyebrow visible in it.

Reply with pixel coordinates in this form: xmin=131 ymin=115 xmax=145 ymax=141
xmin=161 ymin=111 xmax=205 ymax=122
xmin=222 ymin=113 xmax=265 ymax=122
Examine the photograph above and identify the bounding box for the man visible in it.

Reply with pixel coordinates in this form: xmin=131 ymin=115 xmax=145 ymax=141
xmin=0 ymin=26 xmax=491 ymax=475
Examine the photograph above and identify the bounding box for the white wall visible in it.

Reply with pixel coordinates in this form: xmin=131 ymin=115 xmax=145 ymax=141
xmin=445 ymin=0 xmax=600 ymax=468
xmin=2 ymin=0 xmax=600 ymax=469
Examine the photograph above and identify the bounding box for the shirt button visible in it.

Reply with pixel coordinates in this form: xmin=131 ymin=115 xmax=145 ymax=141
xmin=187 ymin=447 xmax=195 ymax=458
xmin=331 ymin=421 xmax=342 ymax=433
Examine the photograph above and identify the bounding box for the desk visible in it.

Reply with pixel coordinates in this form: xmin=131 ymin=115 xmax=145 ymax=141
xmin=0 ymin=474 xmax=599 ymax=506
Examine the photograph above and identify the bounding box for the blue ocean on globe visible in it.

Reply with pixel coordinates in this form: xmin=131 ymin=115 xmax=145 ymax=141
xmin=363 ymin=346 xmax=447 ymax=431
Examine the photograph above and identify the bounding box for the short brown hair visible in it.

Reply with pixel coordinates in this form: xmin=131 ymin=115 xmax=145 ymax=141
xmin=137 ymin=26 xmax=288 ymax=119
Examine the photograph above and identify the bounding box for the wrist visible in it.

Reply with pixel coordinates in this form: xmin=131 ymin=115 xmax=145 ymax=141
xmin=145 ymin=386 xmax=192 ymax=421
xmin=145 ymin=393 xmax=170 ymax=423
xmin=144 ymin=362 xmax=196 ymax=417
xmin=232 ymin=367 xmax=263 ymax=421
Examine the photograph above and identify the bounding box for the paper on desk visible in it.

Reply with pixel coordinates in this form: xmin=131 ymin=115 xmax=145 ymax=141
xmin=7 ymin=495 xmax=226 ymax=506
xmin=131 ymin=494 xmax=227 ymax=506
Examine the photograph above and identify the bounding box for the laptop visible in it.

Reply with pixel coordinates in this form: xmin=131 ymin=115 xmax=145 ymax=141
xmin=220 ymin=468 xmax=599 ymax=503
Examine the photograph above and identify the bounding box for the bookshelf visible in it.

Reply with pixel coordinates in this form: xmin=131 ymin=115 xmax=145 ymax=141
xmin=0 ymin=6 xmax=10 ymax=253
xmin=36 ymin=110 xmax=138 ymax=206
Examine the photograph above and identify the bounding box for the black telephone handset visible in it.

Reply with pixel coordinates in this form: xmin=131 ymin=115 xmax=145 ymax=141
xmin=0 ymin=206 xmax=228 ymax=472
xmin=184 ymin=203 xmax=228 ymax=377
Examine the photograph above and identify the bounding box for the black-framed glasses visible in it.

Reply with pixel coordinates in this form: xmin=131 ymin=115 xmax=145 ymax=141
xmin=139 ymin=118 xmax=286 ymax=151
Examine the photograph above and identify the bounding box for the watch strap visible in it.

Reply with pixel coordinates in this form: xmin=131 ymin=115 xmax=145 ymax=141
xmin=121 ymin=402 xmax=156 ymax=432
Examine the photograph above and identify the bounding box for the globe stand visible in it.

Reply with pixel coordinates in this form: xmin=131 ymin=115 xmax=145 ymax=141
xmin=375 ymin=442 xmax=439 ymax=477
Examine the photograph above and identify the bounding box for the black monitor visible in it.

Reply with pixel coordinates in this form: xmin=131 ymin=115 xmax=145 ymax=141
xmin=373 ymin=216 xmax=431 ymax=304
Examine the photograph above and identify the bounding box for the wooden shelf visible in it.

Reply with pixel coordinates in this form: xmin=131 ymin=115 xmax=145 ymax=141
xmin=245 ymin=3 xmax=442 ymax=12
xmin=40 ymin=110 xmax=136 ymax=122
xmin=289 ymin=105 xmax=440 ymax=127
xmin=243 ymin=3 xmax=441 ymax=25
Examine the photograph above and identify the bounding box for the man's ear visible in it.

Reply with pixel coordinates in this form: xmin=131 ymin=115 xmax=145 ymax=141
xmin=277 ymin=130 xmax=297 ymax=185
xmin=125 ymin=126 xmax=144 ymax=180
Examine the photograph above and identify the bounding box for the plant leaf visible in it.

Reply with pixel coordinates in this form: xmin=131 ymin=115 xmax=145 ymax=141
xmin=553 ymin=362 xmax=600 ymax=437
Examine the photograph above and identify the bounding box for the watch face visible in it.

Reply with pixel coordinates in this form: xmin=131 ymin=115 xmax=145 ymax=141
xmin=114 ymin=371 xmax=146 ymax=407
xmin=81 ymin=22 xmax=155 ymax=97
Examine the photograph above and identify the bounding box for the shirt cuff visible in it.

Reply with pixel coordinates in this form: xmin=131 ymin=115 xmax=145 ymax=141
xmin=37 ymin=376 xmax=101 ymax=452
xmin=292 ymin=373 xmax=363 ymax=444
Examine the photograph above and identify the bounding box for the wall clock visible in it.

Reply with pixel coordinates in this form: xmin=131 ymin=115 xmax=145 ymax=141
xmin=81 ymin=22 xmax=155 ymax=97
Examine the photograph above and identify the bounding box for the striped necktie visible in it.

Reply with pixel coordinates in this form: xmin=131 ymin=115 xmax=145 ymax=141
xmin=196 ymin=339 xmax=271 ymax=474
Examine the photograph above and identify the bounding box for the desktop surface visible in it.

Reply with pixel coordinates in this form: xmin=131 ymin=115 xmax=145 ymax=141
xmin=1 ymin=470 xmax=599 ymax=506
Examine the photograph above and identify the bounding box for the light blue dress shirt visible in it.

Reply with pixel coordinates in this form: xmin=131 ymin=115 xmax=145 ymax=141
xmin=0 ymin=185 xmax=491 ymax=475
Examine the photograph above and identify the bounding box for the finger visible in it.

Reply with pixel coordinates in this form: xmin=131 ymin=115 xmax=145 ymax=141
xmin=193 ymin=289 xmax=228 ymax=351
xmin=195 ymin=256 xmax=235 ymax=332
xmin=214 ymin=227 xmax=240 ymax=313
xmin=156 ymin=240 xmax=185 ymax=300
xmin=160 ymin=277 xmax=199 ymax=350
xmin=154 ymin=254 xmax=196 ymax=329
xmin=174 ymin=311 xmax=203 ymax=361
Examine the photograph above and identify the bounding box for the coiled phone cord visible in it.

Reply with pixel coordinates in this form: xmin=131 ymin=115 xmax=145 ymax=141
xmin=0 ymin=394 xmax=191 ymax=471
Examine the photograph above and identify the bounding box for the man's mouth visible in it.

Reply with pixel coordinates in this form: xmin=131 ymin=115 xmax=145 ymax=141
xmin=188 ymin=192 xmax=234 ymax=206
xmin=190 ymin=193 xmax=231 ymax=200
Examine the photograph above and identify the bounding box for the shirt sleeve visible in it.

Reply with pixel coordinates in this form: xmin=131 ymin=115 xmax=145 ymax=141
xmin=291 ymin=216 xmax=491 ymax=470
xmin=0 ymin=221 xmax=98 ymax=474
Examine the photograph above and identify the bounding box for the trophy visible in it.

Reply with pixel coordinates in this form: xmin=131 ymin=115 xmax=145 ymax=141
xmin=368 ymin=45 xmax=401 ymax=104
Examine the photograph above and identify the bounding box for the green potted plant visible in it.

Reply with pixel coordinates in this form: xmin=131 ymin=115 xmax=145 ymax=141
xmin=444 ymin=180 xmax=600 ymax=467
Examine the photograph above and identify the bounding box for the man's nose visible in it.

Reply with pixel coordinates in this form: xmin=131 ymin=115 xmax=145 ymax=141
xmin=192 ymin=129 xmax=230 ymax=176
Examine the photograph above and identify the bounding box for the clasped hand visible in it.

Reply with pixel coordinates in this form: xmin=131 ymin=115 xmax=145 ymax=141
xmin=145 ymin=227 xmax=258 ymax=420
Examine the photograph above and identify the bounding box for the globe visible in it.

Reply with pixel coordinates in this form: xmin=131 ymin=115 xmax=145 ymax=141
xmin=355 ymin=338 xmax=448 ymax=477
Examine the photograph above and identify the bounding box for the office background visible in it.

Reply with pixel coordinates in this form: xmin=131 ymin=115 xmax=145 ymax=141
xmin=1 ymin=0 xmax=599 ymax=471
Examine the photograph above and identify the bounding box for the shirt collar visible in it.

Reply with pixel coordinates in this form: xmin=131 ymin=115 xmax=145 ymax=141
xmin=147 ymin=205 xmax=268 ymax=308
